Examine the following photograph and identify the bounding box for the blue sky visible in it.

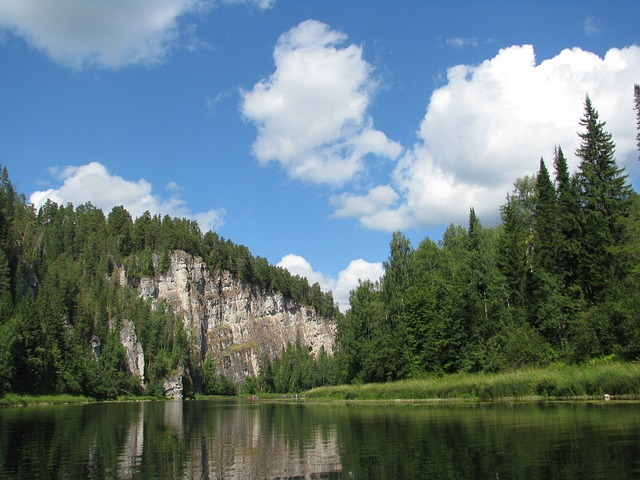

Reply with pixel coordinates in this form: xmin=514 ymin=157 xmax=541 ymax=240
xmin=1 ymin=0 xmax=639 ymax=310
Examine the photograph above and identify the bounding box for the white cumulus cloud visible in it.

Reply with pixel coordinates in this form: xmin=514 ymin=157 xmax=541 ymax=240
xmin=334 ymin=44 xmax=640 ymax=229
xmin=0 ymin=0 xmax=270 ymax=69
xmin=241 ymin=19 xmax=402 ymax=186
xmin=277 ymin=253 xmax=383 ymax=312
xmin=30 ymin=162 xmax=226 ymax=231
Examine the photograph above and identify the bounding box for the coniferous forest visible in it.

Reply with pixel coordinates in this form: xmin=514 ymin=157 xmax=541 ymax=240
xmin=1 ymin=93 xmax=640 ymax=399
xmin=336 ymin=94 xmax=640 ymax=384
xmin=0 ymin=165 xmax=339 ymax=397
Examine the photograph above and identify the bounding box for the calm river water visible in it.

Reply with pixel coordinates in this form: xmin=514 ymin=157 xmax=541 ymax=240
xmin=1 ymin=399 xmax=639 ymax=479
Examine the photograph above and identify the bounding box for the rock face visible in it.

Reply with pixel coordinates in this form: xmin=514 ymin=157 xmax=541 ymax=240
xmin=119 ymin=318 xmax=145 ymax=388
xmin=133 ymin=250 xmax=336 ymax=384
xmin=163 ymin=367 xmax=184 ymax=400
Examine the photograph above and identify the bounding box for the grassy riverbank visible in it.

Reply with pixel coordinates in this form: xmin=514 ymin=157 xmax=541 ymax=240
xmin=0 ymin=393 xmax=165 ymax=407
xmin=0 ymin=393 xmax=97 ymax=407
xmin=305 ymin=361 xmax=640 ymax=401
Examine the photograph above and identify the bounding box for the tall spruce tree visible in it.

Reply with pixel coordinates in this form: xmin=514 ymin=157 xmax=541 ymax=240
xmin=634 ymin=84 xmax=640 ymax=159
xmin=498 ymin=194 xmax=530 ymax=311
xmin=465 ymin=208 xmax=504 ymax=369
xmin=378 ymin=232 xmax=413 ymax=380
xmin=553 ymin=146 xmax=582 ymax=289
xmin=533 ymin=158 xmax=557 ymax=273
xmin=528 ymin=158 xmax=573 ymax=350
xmin=575 ymin=95 xmax=632 ymax=302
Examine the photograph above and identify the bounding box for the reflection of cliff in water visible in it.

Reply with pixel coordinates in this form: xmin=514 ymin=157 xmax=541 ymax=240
xmin=80 ymin=400 xmax=341 ymax=479
xmin=182 ymin=401 xmax=342 ymax=479
xmin=117 ymin=404 xmax=145 ymax=479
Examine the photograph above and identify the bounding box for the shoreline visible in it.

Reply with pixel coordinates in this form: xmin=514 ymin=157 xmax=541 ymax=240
xmin=3 ymin=361 xmax=639 ymax=407
xmin=3 ymin=393 xmax=640 ymax=408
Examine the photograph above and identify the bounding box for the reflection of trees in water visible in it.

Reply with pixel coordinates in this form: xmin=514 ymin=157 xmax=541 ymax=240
xmin=2 ymin=402 xmax=640 ymax=479
xmin=334 ymin=403 xmax=640 ymax=480
xmin=183 ymin=401 xmax=342 ymax=479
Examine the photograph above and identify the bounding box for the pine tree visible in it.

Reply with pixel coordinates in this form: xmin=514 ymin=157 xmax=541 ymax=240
xmin=382 ymin=232 xmax=413 ymax=312
xmin=634 ymin=84 xmax=640 ymax=159
xmin=498 ymin=194 xmax=529 ymax=310
xmin=575 ymin=95 xmax=632 ymax=302
xmin=527 ymin=158 xmax=573 ymax=350
xmin=465 ymin=208 xmax=505 ymax=369
xmin=552 ymin=147 xmax=581 ymax=288
xmin=533 ymin=158 xmax=557 ymax=273
xmin=377 ymin=232 xmax=412 ymax=380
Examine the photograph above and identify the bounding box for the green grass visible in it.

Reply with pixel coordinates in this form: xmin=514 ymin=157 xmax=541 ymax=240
xmin=115 ymin=394 xmax=165 ymax=402
xmin=0 ymin=393 xmax=97 ymax=407
xmin=0 ymin=393 xmax=169 ymax=407
xmin=305 ymin=361 xmax=640 ymax=402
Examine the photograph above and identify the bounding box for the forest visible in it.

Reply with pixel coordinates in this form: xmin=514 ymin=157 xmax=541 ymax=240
xmin=0 ymin=164 xmax=339 ymax=397
xmin=1 ymin=90 xmax=640 ymax=399
xmin=335 ymin=92 xmax=640 ymax=384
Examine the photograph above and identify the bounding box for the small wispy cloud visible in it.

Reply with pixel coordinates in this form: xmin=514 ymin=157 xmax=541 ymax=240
xmin=584 ymin=15 xmax=602 ymax=36
xmin=219 ymin=0 xmax=275 ymax=9
xmin=205 ymin=90 xmax=232 ymax=110
xmin=445 ymin=37 xmax=478 ymax=49
xmin=183 ymin=23 xmax=214 ymax=52
xmin=166 ymin=181 xmax=183 ymax=191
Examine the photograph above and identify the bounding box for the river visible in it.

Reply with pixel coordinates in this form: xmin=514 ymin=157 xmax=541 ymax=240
xmin=1 ymin=399 xmax=639 ymax=478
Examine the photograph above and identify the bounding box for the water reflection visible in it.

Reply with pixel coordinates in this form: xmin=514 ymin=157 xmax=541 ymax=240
xmin=117 ymin=403 xmax=144 ymax=479
xmin=1 ymin=400 xmax=639 ymax=479
xmin=183 ymin=401 xmax=341 ymax=478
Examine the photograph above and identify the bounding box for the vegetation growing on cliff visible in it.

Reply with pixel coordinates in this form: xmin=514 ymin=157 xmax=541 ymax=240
xmin=0 ymin=168 xmax=338 ymax=398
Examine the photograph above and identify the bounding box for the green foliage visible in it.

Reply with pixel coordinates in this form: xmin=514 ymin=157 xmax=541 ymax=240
xmin=256 ymin=343 xmax=338 ymax=394
xmin=575 ymin=96 xmax=633 ymax=302
xmin=634 ymin=84 xmax=640 ymax=159
xmin=202 ymin=356 xmax=237 ymax=395
xmin=335 ymin=95 xmax=640 ymax=384
xmin=0 ymin=163 xmax=339 ymax=398
xmin=203 ymin=231 xmax=340 ymax=318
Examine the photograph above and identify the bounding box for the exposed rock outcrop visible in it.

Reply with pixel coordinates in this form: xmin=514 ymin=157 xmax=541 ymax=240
xmin=124 ymin=250 xmax=336 ymax=388
xmin=163 ymin=367 xmax=184 ymax=400
xmin=119 ymin=318 xmax=145 ymax=388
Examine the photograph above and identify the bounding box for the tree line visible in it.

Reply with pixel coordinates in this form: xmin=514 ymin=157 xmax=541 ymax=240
xmin=0 ymin=171 xmax=338 ymax=397
xmin=335 ymin=94 xmax=640 ymax=383
xmin=1 ymin=90 xmax=639 ymax=398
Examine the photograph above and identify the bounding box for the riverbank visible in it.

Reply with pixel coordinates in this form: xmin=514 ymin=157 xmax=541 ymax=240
xmin=0 ymin=393 xmax=165 ymax=407
xmin=0 ymin=393 xmax=97 ymax=407
xmin=4 ymin=361 xmax=639 ymax=406
xmin=305 ymin=361 xmax=640 ymax=401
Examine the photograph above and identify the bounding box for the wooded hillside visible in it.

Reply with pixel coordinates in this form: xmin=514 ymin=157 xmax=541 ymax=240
xmin=0 ymin=168 xmax=338 ymax=397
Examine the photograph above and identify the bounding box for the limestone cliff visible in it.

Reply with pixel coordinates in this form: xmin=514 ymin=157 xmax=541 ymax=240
xmin=128 ymin=250 xmax=335 ymax=385
xmin=119 ymin=318 xmax=145 ymax=389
